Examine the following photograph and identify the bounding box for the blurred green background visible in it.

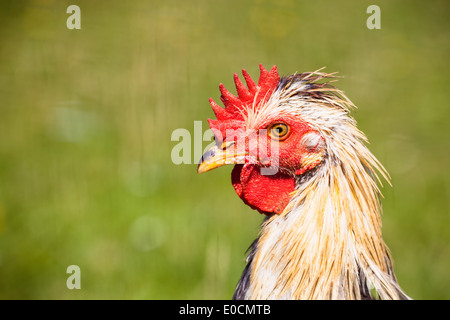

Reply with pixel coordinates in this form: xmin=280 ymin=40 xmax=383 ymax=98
xmin=0 ymin=0 xmax=449 ymax=299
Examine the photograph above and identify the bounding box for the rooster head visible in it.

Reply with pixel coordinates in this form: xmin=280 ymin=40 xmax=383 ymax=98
xmin=198 ymin=64 xmax=333 ymax=215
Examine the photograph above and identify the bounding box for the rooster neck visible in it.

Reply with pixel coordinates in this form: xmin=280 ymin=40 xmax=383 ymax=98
xmin=238 ymin=152 xmax=409 ymax=300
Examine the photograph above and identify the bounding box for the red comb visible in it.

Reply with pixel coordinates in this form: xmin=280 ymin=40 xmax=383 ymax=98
xmin=208 ymin=64 xmax=280 ymax=140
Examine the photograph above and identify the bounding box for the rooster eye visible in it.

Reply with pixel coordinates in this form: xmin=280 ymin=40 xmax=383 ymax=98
xmin=268 ymin=123 xmax=290 ymax=141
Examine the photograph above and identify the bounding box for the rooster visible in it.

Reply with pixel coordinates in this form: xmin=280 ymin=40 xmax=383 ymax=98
xmin=197 ymin=64 xmax=410 ymax=300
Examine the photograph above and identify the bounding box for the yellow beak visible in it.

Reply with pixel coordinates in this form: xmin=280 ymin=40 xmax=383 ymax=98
xmin=197 ymin=141 xmax=247 ymax=174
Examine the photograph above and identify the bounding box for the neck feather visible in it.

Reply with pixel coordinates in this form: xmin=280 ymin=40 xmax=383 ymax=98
xmin=243 ymin=142 xmax=409 ymax=300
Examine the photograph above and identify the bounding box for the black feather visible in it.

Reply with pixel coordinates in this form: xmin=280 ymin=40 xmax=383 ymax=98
xmin=232 ymin=238 xmax=258 ymax=300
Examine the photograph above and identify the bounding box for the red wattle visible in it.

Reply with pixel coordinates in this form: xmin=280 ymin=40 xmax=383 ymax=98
xmin=231 ymin=164 xmax=295 ymax=215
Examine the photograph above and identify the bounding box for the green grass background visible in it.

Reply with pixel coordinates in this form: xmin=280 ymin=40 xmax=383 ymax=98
xmin=0 ymin=0 xmax=448 ymax=299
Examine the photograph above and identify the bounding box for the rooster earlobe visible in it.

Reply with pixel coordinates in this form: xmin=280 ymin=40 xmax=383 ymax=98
xmin=294 ymin=132 xmax=326 ymax=176
xmin=301 ymin=131 xmax=326 ymax=153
